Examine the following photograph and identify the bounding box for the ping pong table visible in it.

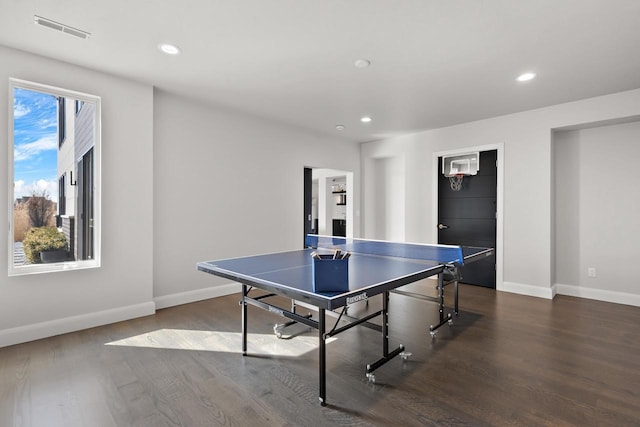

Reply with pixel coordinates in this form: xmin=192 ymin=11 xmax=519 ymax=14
xmin=197 ymin=235 xmax=494 ymax=405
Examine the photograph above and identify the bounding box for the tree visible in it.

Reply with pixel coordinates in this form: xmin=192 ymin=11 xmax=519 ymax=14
xmin=27 ymin=190 xmax=55 ymax=228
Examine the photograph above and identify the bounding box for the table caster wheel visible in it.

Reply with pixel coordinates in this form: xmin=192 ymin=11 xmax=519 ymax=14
xmin=273 ymin=324 xmax=283 ymax=339
xmin=366 ymin=372 xmax=376 ymax=383
xmin=400 ymin=351 xmax=412 ymax=361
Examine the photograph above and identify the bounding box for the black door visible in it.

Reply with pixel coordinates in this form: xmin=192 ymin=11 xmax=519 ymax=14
xmin=304 ymin=167 xmax=313 ymax=246
xmin=438 ymin=150 xmax=496 ymax=288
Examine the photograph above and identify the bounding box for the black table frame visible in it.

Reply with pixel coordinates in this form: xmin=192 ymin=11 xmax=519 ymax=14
xmin=242 ymin=284 xmax=410 ymax=405
xmin=198 ymin=247 xmax=494 ymax=405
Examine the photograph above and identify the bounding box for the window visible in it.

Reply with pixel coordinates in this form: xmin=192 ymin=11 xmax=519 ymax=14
xmin=8 ymin=78 xmax=101 ymax=276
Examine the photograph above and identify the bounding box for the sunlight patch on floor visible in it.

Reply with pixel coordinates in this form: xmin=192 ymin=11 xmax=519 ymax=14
xmin=105 ymin=328 xmax=336 ymax=357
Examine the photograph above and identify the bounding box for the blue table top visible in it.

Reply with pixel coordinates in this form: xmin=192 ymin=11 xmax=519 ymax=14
xmin=197 ymin=241 xmax=493 ymax=310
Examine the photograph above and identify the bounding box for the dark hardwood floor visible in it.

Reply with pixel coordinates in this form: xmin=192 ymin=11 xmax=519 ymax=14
xmin=1 ymin=282 xmax=639 ymax=426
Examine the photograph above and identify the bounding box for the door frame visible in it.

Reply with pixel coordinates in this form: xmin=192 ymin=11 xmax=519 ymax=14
xmin=432 ymin=143 xmax=504 ymax=291
xmin=304 ymin=167 xmax=355 ymax=239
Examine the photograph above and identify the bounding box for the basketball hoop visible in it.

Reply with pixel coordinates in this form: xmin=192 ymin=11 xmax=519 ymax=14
xmin=449 ymin=174 xmax=464 ymax=191
xmin=442 ymin=152 xmax=478 ymax=191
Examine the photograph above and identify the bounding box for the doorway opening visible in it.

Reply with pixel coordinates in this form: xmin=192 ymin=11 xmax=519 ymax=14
xmin=304 ymin=167 xmax=354 ymax=245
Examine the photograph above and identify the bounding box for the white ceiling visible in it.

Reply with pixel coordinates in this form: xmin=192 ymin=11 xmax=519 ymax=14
xmin=1 ymin=0 xmax=639 ymax=143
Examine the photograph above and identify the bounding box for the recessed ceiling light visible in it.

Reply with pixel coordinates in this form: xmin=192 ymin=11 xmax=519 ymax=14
xmin=335 ymin=124 xmax=345 ymax=131
xmin=516 ymin=72 xmax=536 ymax=82
xmin=158 ymin=43 xmax=181 ymax=55
xmin=354 ymin=59 xmax=371 ymax=69
xmin=360 ymin=116 xmax=372 ymax=123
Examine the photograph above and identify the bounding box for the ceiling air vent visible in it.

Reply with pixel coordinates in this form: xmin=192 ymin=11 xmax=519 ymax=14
xmin=34 ymin=15 xmax=91 ymax=40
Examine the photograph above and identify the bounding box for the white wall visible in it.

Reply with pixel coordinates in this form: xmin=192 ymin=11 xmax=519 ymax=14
xmin=3 ymin=43 xmax=640 ymax=347
xmin=553 ymin=130 xmax=581 ymax=287
xmin=368 ymin=156 xmax=405 ymax=241
xmin=0 ymin=45 xmax=155 ymax=346
xmin=362 ymin=143 xmax=428 ymax=244
xmin=555 ymin=121 xmax=640 ymax=305
xmin=361 ymin=88 xmax=640 ymax=304
xmin=152 ymin=90 xmax=361 ymax=307
xmin=0 ymin=46 xmax=360 ymax=346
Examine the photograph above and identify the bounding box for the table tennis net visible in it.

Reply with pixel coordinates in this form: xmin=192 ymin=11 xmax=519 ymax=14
xmin=305 ymin=234 xmax=464 ymax=265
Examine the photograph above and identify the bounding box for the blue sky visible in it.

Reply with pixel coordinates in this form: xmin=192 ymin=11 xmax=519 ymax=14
xmin=13 ymin=87 xmax=58 ymax=201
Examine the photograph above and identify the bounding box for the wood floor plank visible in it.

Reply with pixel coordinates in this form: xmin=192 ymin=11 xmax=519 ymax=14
xmin=1 ymin=285 xmax=639 ymax=426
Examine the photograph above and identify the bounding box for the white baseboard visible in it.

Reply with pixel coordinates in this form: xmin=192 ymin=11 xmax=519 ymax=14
xmin=0 ymin=301 xmax=156 ymax=348
xmin=0 ymin=283 xmax=242 ymax=349
xmin=499 ymin=281 xmax=555 ymax=299
xmin=555 ymin=283 xmax=640 ymax=307
xmin=154 ymin=282 xmax=241 ymax=309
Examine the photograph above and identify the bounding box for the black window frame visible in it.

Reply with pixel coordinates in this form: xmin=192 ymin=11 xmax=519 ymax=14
xmin=58 ymin=96 xmax=66 ymax=147
xmin=58 ymin=173 xmax=66 ymax=216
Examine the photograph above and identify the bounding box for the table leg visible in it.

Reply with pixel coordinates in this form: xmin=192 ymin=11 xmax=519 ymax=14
xmin=454 ymin=269 xmax=459 ymax=315
xmin=382 ymin=291 xmax=389 ymax=356
xmin=319 ymin=307 xmax=326 ymax=406
xmin=365 ymin=291 xmax=407 ymax=383
xmin=438 ymin=272 xmax=445 ymax=322
xmin=242 ymin=284 xmax=248 ymax=355
xmin=429 ymin=272 xmax=453 ymax=336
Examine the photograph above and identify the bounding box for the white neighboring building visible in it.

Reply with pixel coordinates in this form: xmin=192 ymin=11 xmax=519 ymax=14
xmin=56 ymin=97 xmax=95 ymax=261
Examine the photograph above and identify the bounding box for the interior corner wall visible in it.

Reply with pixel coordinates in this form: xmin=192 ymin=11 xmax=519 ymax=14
xmin=361 ymin=88 xmax=640 ymax=301
xmin=555 ymin=121 xmax=640 ymax=306
xmin=362 ymin=143 xmax=420 ymax=242
xmin=152 ymin=89 xmax=361 ymax=307
xmin=0 ymin=45 xmax=155 ymax=347
xmin=368 ymin=156 xmax=405 ymax=241
xmin=579 ymin=121 xmax=640 ymax=299
xmin=553 ymin=130 xmax=581 ymax=288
